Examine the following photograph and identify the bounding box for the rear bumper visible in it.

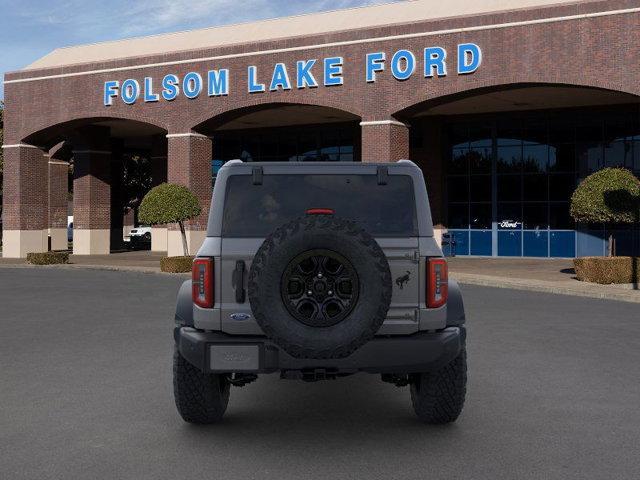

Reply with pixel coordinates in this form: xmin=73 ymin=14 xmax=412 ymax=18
xmin=175 ymin=326 xmax=465 ymax=375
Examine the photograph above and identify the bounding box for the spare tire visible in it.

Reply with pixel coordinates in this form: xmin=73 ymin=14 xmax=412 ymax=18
xmin=248 ymin=215 xmax=392 ymax=359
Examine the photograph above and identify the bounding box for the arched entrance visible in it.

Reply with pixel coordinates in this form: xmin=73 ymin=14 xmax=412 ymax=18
xmin=4 ymin=118 xmax=167 ymax=257
xmin=194 ymin=103 xmax=361 ymax=176
xmin=396 ymin=84 xmax=640 ymax=258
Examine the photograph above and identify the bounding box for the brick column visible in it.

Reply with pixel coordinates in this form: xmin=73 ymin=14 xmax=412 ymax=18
xmin=410 ymin=118 xmax=445 ymax=245
xmin=1 ymin=144 xmax=49 ymax=258
xmin=166 ymin=132 xmax=212 ymax=256
xmin=72 ymin=127 xmax=112 ymax=255
xmin=48 ymin=159 xmax=69 ymax=251
xmin=150 ymin=134 xmax=168 ymax=252
xmin=360 ymin=120 xmax=410 ymax=163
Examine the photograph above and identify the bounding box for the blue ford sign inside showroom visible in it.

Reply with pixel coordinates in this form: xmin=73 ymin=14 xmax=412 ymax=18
xmin=103 ymin=43 xmax=482 ymax=106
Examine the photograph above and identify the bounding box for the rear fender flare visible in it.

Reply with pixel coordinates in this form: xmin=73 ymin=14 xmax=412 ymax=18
xmin=447 ymin=278 xmax=466 ymax=326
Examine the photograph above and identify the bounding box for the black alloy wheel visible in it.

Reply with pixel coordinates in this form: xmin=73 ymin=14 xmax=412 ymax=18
xmin=281 ymin=249 xmax=359 ymax=327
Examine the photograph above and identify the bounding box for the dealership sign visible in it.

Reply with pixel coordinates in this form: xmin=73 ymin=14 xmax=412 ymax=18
xmin=103 ymin=43 xmax=482 ymax=106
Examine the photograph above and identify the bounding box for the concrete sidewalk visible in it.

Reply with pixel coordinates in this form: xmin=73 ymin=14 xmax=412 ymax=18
xmin=2 ymin=251 xmax=639 ymax=302
xmin=448 ymin=257 xmax=640 ymax=303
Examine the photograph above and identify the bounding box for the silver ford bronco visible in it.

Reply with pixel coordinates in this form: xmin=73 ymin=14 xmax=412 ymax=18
xmin=173 ymin=160 xmax=467 ymax=424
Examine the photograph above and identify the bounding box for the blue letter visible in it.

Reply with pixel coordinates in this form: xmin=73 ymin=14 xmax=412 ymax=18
xmin=390 ymin=50 xmax=415 ymax=81
xmin=183 ymin=72 xmax=203 ymax=99
xmin=208 ymin=69 xmax=229 ymax=96
xmin=270 ymin=63 xmax=292 ymax=91
xmin=121 ymin=79 xmax=140 ymax=105
xmin=324 ymin=57 xmax=343 ymax=86
xmin=366 ymin=52 xmax=385 ymax=83
xmin=248 ymin=66 xmax=265 ymax=93
xmin=144 ymin=77 xmax=159 ymax=102
xmin=424 ymin=47 xmax=447 ymax=77
xmin=161 ymin=74 xmax=179 ymax=101
xmin=104 ymin=80 xmax=119 ymax=106
xmin=458 ymin=43 xmax=482 ymax=74
xmin=296 ymin=60 xmax=318 ymax=89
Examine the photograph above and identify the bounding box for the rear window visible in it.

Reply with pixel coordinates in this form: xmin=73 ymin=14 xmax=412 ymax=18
xmin=222 ymin=174 xmax=417 ymax=237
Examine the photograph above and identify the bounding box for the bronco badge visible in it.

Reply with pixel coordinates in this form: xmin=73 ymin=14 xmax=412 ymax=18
xmin=395 ymin=271 xmax=411 ymax=290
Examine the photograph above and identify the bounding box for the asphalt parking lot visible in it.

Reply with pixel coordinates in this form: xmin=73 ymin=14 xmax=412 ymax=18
xmin=1 ymin=268 xmax=639 ymax=480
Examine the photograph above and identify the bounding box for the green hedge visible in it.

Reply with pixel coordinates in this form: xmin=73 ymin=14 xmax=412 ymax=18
xmin=570 ymin=168 xmax=640 ymax=224
xmin=574 ymin=256 xmax=640 ymax=284
xmin=160 ymin=256 xmax=194 ymax=273
xmin=27 ymin=251 xmax=70 ymax=265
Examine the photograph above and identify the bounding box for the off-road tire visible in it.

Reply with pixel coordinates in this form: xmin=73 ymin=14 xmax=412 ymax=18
xmin=248 ymin=215 xmax=392 ymax=359
xmin=173 ymin=348 xmax=230 ymax=424
xmin=410 ymin=344 xmax=467 ymax=424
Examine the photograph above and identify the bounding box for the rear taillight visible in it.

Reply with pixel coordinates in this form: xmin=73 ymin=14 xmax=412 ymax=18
xmin=427 ymin=258 xmax=448 ymax=308
xmin=192 ymin=258 xmax=214 ymax=308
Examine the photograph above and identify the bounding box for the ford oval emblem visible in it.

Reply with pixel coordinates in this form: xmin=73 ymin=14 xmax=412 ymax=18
xmin=230 ymin=313 xmax=251 ymax=321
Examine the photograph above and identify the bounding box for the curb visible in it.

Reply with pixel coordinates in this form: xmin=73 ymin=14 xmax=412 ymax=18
xmin=453 ymin=272 xmax=640 ymax=304
xmin=0 ymin=263 xmax=189 ymax=276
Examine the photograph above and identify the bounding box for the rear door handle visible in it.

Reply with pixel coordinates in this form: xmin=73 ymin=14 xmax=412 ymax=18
xmin=232 ymin=260 xmax=246 ymax=303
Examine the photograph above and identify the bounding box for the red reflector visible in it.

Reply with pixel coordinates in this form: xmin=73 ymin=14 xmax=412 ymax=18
xmin=306 ymin=208 xmax=335 ymax=215
xmin=427 ymin=258 xmax=448 ymax=309
xmin=192 ymin=258 xmax=214 ymax=308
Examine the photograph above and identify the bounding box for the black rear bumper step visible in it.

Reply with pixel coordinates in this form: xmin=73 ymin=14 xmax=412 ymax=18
xmin=175 ymin=326 xmax=464 ymax=375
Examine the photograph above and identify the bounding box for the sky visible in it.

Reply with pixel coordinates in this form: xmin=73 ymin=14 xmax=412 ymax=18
xmin=0 ymin=0 xmax=402 ymax=100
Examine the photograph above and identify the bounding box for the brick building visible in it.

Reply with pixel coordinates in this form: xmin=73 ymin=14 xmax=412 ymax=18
xmin=3 ymin=0 xmax=640 ymax=258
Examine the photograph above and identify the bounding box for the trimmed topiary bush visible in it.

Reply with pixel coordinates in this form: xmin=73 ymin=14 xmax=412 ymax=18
xmin=571 ymin=168 xmax=640 ymax=256
xmin=574 ymin=256 xmax=639 ymax=284
xmin=27 ymin=251 xmax=69 ymax=265
xmin=570 ymin=168 xmax=640 ymax=224
xmin=139 ymin=183 xmax=202 ymax=256
xmin=160 ymin=256 xmax=194 ymax=273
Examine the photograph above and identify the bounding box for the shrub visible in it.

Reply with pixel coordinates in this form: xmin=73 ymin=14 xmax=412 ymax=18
xmin=139 ymin=183 xmax=202 ymax=255
xmin=574 ymin=256 xmax=640 ymax=284
xmin=27 ymin=251 xmax=70 ymax=265
xmin=160 ymin=256 xmax=194 ymax=273
xmin=570 ymin=168 xmax=640 ymax=224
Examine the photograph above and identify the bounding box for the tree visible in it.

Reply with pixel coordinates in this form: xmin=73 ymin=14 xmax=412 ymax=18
xmin=570 ymin=168 xmax=640 ymax=256
xmin=138 ymin=183 xmax=201 ymax=256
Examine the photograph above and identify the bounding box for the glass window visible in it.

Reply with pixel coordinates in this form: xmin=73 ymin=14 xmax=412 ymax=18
xmin=523 ymin=122 xmax=548 ymax=145
xmin=497 ymin=121 xmax=522 ymax=146
xmin=469 ymin=125 xmax=492 ymax=147
xmin=549 ymin=144 xmax=575 ymax=172
xmin=549 ymin=174 xmax=576 ymax=201
xmin=470 ymin=203 xmax=492 ymax=229
xmin=450 ymin=148 xmax=469 ymax=174
xmin=577 ymin=143 xmax=603 ymax=175
xmin=470 ymin=175 xmax=492 ymax=202
xmin=498 ymin=175 xmax=521 ymax=201
xmin=634 ymin=142 xmax=640 ymax=172
xmin=550 ymin=202 xmax=573 ymax=229
xmin=498 ymin=203 xmax=522 ymax=230
xmin=576 ymin=119 xmax=602 ymax=143
xmin=523 ymin=145 xmax=548 ymax=173
xmin=279 ymin=134 xmax=297 ymax=161
xmin=448 ymin=204 xmax=469 ymax=229
xmin=523 ymin=175 xmax=548 ymax=202
xmin=469 ymin=147 xmax=492 ymax=174
xmin=449 ymin=124 xmax=469 ymax=149
xmin=223 ymin=174 xmax=417 ymax=237
xmin=447 ymin=176 xmax=469 ymax=203
xmin=548 ymin=118 xmax=574 ymax=144
xmin=497 ymin=146 xmax=522 ymax=173
xmin=604 ymin=140 xmax=632 ymax=168
xmin=523 ymin=203 xmax=548 ymax=229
